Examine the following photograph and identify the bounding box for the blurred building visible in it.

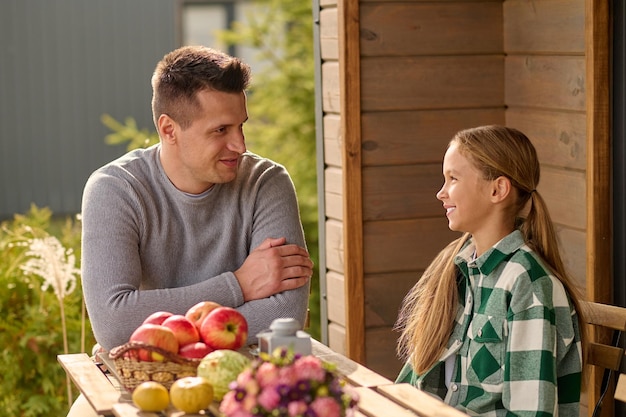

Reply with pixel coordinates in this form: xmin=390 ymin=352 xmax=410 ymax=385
xmin=0 ymin=0 xmax=258 ymax=219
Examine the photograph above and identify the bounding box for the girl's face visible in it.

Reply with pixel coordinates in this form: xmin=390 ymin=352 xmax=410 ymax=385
xmin=436 ymin=143 xmax=495 ymax=235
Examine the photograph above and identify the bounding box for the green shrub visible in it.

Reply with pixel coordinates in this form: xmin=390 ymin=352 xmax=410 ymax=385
xmin=0 ymin=205 xmax=94 ymax=416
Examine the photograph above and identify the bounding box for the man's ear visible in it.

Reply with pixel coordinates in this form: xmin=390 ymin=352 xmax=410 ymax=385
xmin=157 ymin=114 xmax=177 ymax=144
xmin=491 ymin=176 xmax=512 ymax=203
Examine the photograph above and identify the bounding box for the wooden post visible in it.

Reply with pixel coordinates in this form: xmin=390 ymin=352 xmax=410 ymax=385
xmin=338 ymin=0 xmax=365 ymax=363
xmin=585 ymin=0 xmax=611 ymax=416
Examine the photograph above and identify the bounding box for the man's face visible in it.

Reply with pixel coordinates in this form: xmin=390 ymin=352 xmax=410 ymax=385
xmin=160 ymin=89 xmax=248 ymax=194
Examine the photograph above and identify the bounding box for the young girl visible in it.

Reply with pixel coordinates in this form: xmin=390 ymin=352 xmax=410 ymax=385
xmin=395 ymin=125 xmax=585 ymax=416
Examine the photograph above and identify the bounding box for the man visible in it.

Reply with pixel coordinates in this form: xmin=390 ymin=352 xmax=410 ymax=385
xmin=82 ymin=45 xmax=313 ymax=352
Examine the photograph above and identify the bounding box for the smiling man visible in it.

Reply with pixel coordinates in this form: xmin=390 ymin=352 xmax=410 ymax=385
xmin=80 ymin=45 xmax=313 ymax=353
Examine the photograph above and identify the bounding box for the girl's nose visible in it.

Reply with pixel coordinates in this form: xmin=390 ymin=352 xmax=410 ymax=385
xmin=436 ymin=185 xmax=446 ymax=201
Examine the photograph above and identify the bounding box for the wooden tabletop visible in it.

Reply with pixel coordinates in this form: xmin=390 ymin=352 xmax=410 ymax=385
xmin=58 ymin=340 xmax=468 ymax=417
xmin=58 ymin=353 xmax=122 ymax=415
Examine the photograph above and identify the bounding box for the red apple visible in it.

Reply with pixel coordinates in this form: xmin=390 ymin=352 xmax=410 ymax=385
xmin=122 ymin=349 xmax=139 ymax=361
xmin=199 ymin=306 xmax=248 ymax=350
xmin=162 ymin=314 xmax=201 ymax=346
xmin=143 ymin=311 xmax=174 ymax=325
xmin=178 ymin=341 xmax=215 ymax=359
xmin=185 ymin=301 xmax=221 ymax=331
xmin=129 ymin=323 xmax=179 ymax=362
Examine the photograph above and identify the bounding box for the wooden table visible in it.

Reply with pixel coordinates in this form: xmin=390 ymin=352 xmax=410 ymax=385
xmin=58 ymin=340 xmax=467 ymax=417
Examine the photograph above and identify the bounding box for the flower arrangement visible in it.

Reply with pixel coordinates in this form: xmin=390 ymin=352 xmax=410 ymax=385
xmin=220 ymin=348 xmax=359 ymax=417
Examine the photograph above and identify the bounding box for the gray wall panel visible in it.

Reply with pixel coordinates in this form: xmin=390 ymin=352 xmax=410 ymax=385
xmin=0 ymin=0 xmax=177 ymax=218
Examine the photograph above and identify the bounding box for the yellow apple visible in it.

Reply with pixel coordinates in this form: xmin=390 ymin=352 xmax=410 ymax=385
xmin=131 ymin=381 xmax=169 ymax=412
xmin=169 ymin=376 xmax=214 ymax=414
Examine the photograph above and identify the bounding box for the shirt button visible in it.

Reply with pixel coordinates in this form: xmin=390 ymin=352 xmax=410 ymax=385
xmin=477 ymin=329 xmax=483 ymax=337
xmin=451 ymin=384 xmax=458 ymax=392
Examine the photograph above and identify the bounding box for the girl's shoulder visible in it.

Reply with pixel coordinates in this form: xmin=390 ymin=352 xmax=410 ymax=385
xmin=507 ymin=244 xmax=554 ymax=280
xmin=502 ymin=246 xmax=572 ymax=311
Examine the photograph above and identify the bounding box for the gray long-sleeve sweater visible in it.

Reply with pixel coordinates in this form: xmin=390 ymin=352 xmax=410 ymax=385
xmin=80 ymin=144 xmax=309 ymax=350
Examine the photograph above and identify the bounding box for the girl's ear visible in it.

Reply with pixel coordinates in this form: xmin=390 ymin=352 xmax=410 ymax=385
xmin=491 ymin=176 xmax=512 ymax=203
xmin=157 ymin=114 xmax=177 ymax=144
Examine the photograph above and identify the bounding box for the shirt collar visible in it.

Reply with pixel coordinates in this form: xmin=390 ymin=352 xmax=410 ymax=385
xmin=454 ymin=230 xmax=525 ymax=276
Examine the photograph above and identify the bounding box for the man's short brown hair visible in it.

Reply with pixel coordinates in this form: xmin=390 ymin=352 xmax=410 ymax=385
xmin=151 ymin=45 xmax=251 ymax=129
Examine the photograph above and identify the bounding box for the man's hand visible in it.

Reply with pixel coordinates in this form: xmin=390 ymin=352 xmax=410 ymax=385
xmin=234 ymin=237 xmax=313 ymax=301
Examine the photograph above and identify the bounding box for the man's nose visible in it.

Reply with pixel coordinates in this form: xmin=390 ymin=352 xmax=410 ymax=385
xmin=228 ymin=132 xmax=246 ymax=153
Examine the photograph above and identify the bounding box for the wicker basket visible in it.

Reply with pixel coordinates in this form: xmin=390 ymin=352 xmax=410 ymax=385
xmin=109 ymin=342 xmax=201 ymax=391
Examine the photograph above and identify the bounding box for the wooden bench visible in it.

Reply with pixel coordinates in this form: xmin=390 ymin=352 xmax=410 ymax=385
xmin=581 ymin=301 xmax=626 ymax=416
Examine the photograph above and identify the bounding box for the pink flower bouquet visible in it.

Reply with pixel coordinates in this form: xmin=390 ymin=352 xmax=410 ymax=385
xmin=220 ymin=347 xmax=359 ymax=417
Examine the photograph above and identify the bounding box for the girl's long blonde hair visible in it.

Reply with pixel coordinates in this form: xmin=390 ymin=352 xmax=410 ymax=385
xmin=395 ymin=125 xmax=586 ymax=375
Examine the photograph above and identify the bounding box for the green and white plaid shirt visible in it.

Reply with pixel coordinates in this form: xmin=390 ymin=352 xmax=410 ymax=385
xmin=397 ymin=230 xmax=582 ymax=416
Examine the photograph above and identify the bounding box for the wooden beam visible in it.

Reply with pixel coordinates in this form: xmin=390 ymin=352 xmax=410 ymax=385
xmin=585 ymin=0 xmax=611 ymax=416
xmin=338 ymin=0 xmax=365 ymax=363
xmin=585 ymin=0 xmax=611 ymax=303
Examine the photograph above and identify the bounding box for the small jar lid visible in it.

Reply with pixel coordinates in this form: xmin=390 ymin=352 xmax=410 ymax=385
xmin=269 ymin=318 xmax=301 ymax=336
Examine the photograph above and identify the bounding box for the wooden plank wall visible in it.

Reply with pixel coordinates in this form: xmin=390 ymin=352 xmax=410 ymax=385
xmin=503 ymin=0 xmax=587 ymax=290
xmin=321 ymin=0 xmax=506 ymax=379
xmin=320 ymin=2 xmax=596 ymax=406
xmin=319 ymin=0 xmax=347 ymax=359
xmin=359 ymin=0 xmax=506 ymax=379
xmin=503 ymin=3 xmax=589 ymax=413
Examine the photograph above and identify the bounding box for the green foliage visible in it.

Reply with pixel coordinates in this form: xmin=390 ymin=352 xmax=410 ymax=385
xmin=0 ymin=205 xmax=94 ymax=416
xmin=101 ymin=113 xmax=159 ymax=151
